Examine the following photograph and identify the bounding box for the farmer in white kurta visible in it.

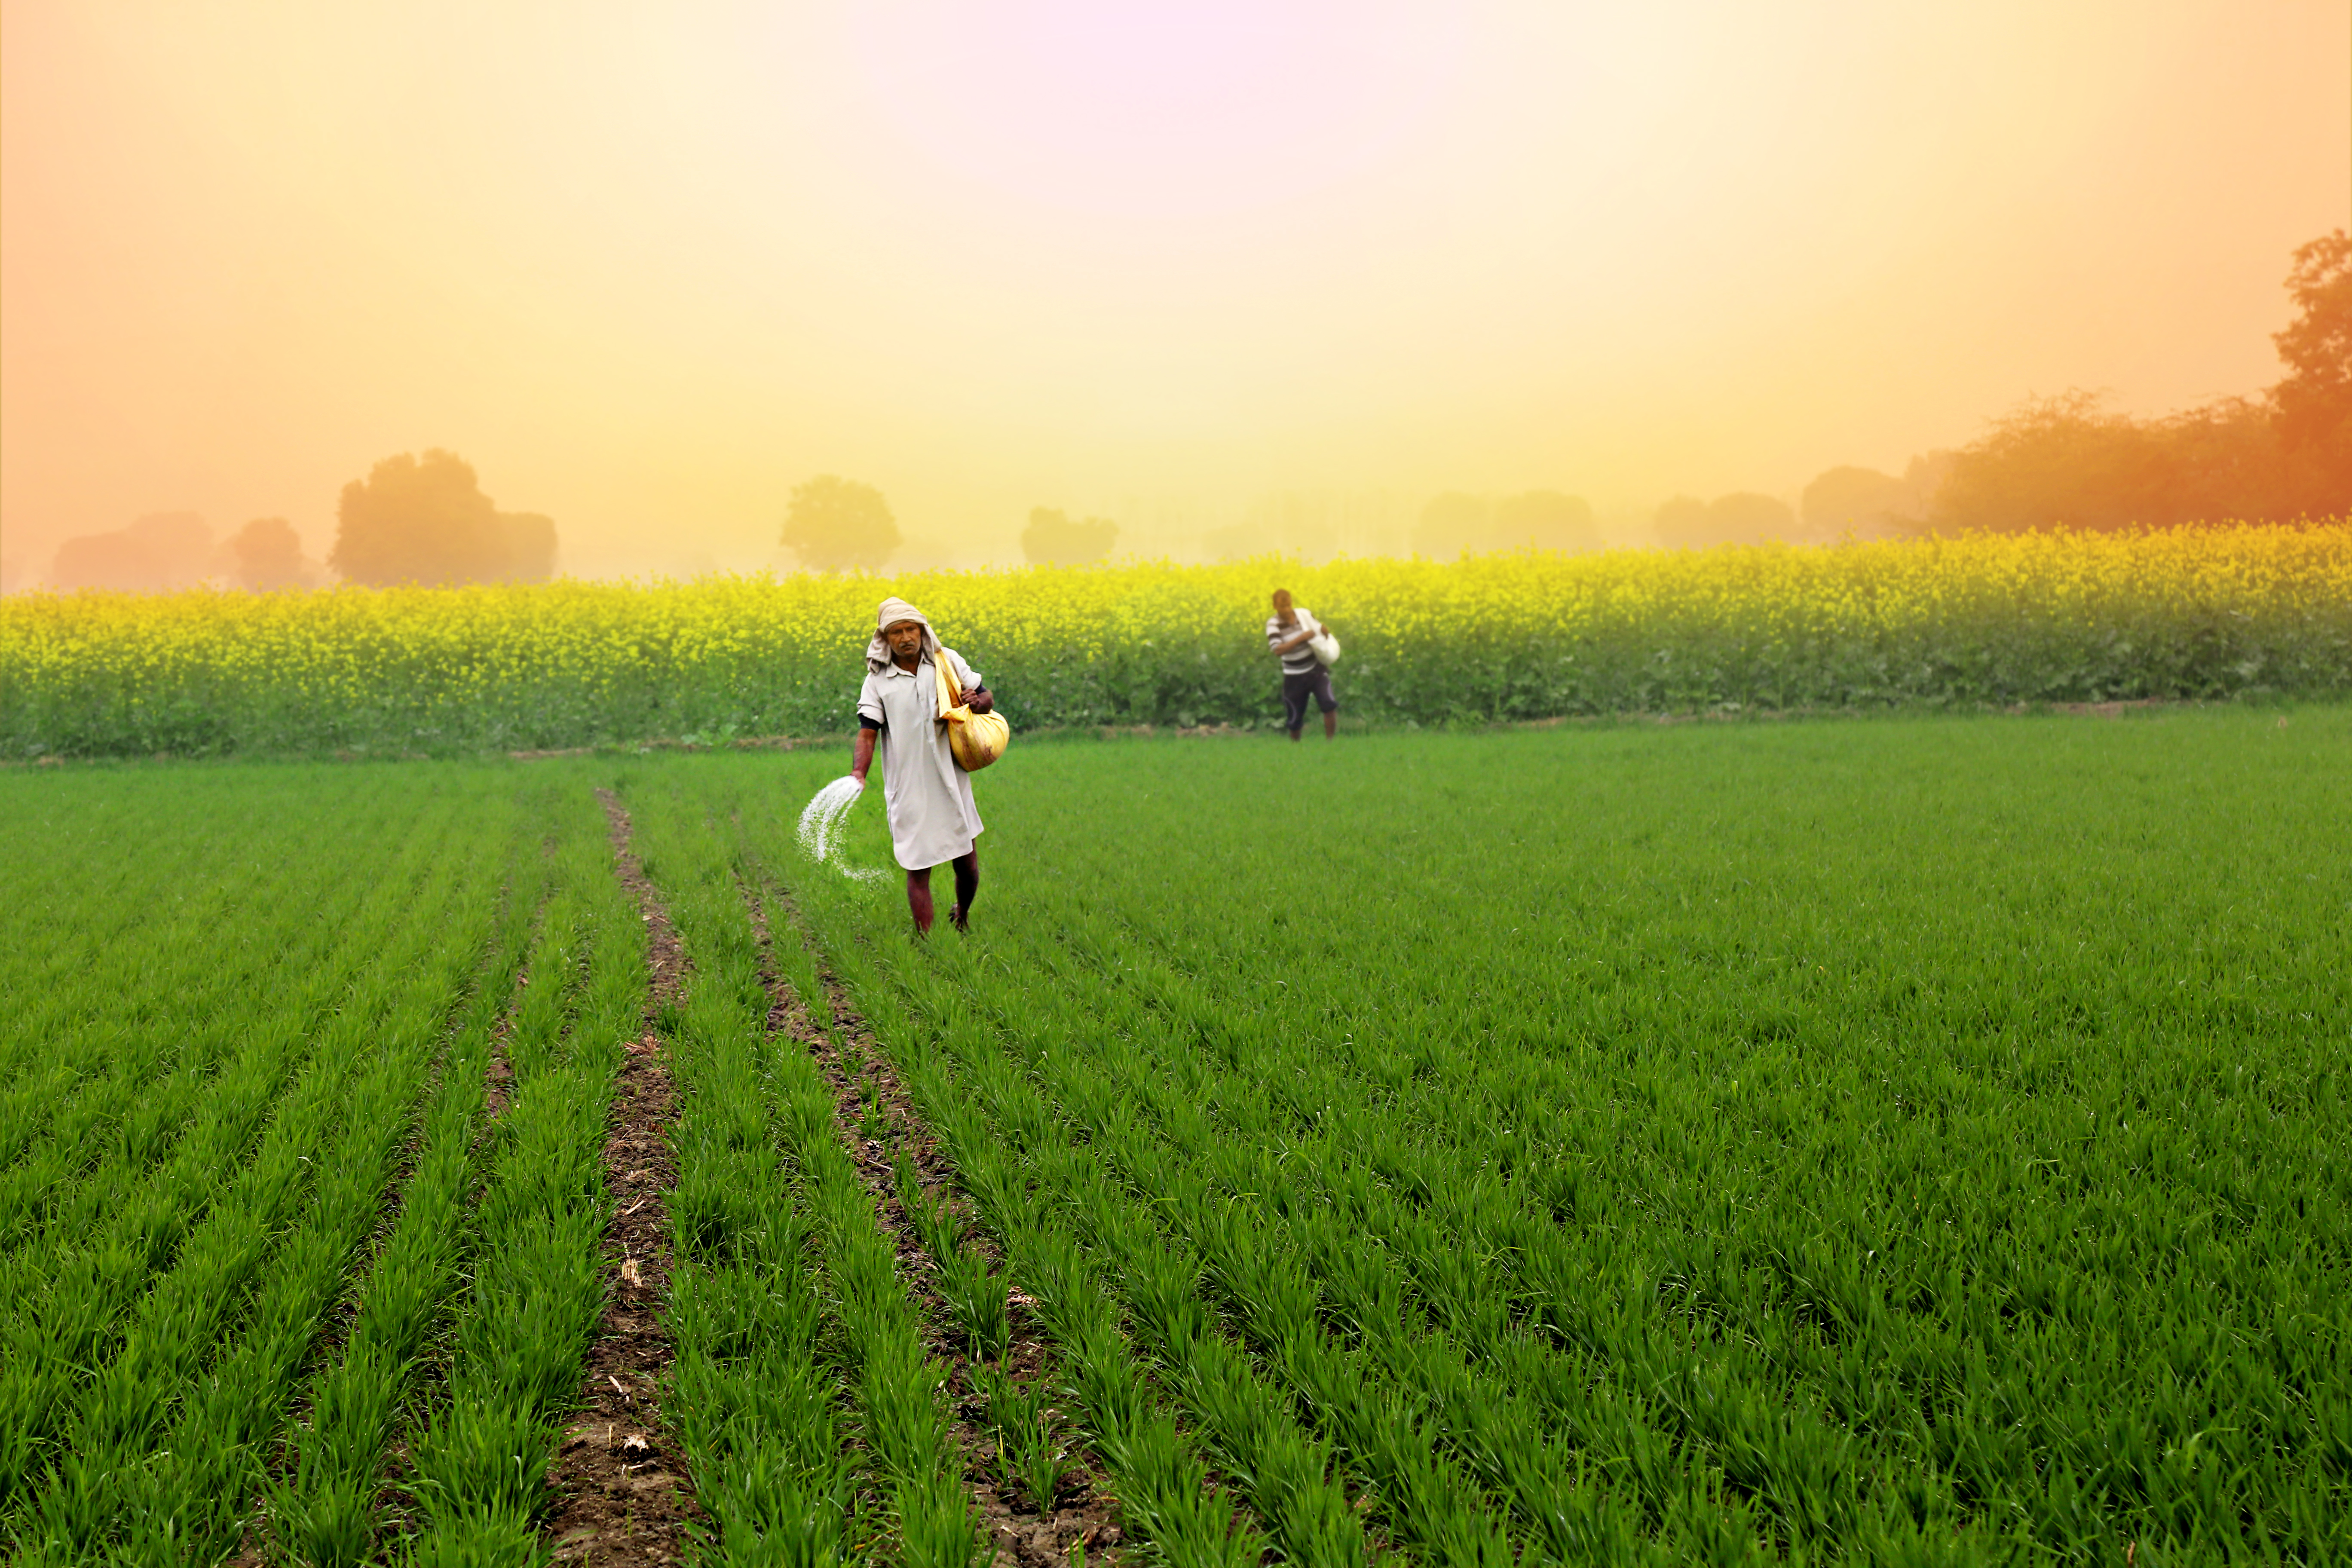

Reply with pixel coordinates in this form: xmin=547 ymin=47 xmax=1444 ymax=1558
xmin=849 ymin=597 xmax=992 ymax=934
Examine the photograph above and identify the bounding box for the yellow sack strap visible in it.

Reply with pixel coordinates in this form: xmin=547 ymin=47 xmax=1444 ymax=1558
xmin=934 ymin=651 xmax=1010 ymax=772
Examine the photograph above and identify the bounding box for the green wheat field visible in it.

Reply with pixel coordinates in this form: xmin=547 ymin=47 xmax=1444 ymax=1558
xmin=2 ymin=706 xmax=2344 ymax=1565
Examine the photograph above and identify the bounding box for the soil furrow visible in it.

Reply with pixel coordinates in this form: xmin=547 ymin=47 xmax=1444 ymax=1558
xmin=479 ymin=890 xmax=537 ymax=1124
xmin=538 ymin=791 xmax=701 ymax=1564
xmin=741 ymin=879 xmax=1127 ymax=1568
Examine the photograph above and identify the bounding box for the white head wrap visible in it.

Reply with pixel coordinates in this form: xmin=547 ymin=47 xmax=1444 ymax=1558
xmin=866 ymin=596 xmax=940 ymax=674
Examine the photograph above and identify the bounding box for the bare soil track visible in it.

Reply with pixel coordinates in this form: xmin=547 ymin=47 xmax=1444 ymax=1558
xmin=530 ymin=791 xmax=1125 ymax=1563
xmin=743 ymin=882 xmax=1126 ymax=1568
xmin=541 ymin=793 xmax=703 ymax=1563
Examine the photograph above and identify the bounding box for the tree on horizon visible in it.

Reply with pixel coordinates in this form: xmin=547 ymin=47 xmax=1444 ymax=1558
xmin=229 ymin=517 xmax=306 ymax=590
xmin=1800 ymin=467 xmax=1909 ymax=536
xmin=330 ymin=450 xmax=557 ymax=586
xmin=2271 ymin=229 xmax=2350 ymax=468
xmin=1021 ymin=507 xmax=1118 ymax=565
xmin=782 ymin=475 xmax=898 ymax=572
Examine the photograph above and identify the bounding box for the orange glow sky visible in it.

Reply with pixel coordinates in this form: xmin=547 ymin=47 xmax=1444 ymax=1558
xmin=3 ymin=1 xmax=2346 ymax=576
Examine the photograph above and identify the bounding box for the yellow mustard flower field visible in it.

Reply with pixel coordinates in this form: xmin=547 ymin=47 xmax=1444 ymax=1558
xmin=3 ymin=524 xmax=2346 ymax=756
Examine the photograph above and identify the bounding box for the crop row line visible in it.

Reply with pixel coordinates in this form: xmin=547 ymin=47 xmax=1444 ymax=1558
xmin=0 ymin=797 xmax=379 ymax=1082
xmin=772 ymin=801 xmax=2135 ymax=1560
xmin=769 ymin=860 xmax=1341 ymax=1568
xmin=12 ymin=836 xmax=506 ymax=1559
xmin=261 ymin=844 xmax=553 ymax=1565
xmin=810 ymin=928 xmax=1396 ymax=1567
xmin=630 ymin=780 xmax=977 ymax=1565
xmin=850 ymin=877 xmax=2030 ymax=1561
xmin=395 ymin=800 xmax=644 ymax=1560
xmin=956 ymin=879 xmax=2350 ymax=1557
xmin=759 ymin=879 xmax=1138 ymax=1568
xmin=955 ymin=959 xmax=1784 ymax=1551
xmin=0 ymin=793 xmax=474 ymax=1262
xmin=729 ymin=720 xmax=2349 ymax=1564
xmin=0 ymin=812 xmax=488 ymax=1534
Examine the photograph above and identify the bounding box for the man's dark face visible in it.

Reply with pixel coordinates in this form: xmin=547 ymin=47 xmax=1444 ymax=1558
xmin=884 ymin=620 xmax=925 ymax=662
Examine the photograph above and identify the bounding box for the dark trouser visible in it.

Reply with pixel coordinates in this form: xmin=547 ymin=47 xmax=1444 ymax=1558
xmin=1281 ymin=666 xmax=1338 ymax=734
xmin=906 ymin=849 xmax=979 ymax=934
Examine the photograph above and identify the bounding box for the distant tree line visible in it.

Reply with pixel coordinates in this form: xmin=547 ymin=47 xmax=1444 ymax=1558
xmin=30 ymin=448 xmax=559 ymax=592
xmin=777 ymin=487 xmax=1126 ymax=570
xmin=1911 ymin=231 xmax=2346 ymax=532
xmin=45 ymin=512 xmax=323 ymax=593
xmin=1750 ymin=230 xmax=2349 ymax=543
xmin=24 ymin=230 xmax=2340 ymax=591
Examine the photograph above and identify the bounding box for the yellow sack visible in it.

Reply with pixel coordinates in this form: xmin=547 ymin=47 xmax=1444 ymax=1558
xmin=934 ymin=651 xmax=1009 ymax=772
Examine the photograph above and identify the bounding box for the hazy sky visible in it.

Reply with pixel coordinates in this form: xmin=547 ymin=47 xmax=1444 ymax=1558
xmin=3 ymin=1 xmax=2345 ymax=575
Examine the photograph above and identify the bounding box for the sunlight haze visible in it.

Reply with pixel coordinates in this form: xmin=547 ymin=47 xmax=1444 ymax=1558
xmin=2 ymin=0 xmax=2344 ymax=578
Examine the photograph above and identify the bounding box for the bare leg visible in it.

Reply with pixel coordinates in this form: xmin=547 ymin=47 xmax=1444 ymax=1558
xmin=906 ymin=866 xmax=935 ymax=934
xmin=1323 ymin=709 xmax=1338 ymax=739
xmin=947 ymin=850 xmax=979 ymax=930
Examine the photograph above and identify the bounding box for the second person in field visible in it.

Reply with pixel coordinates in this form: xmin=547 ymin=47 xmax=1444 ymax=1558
xmin=850 ymin=596 xmax=993 ymax=934
xmin=1266 ymin=588 xmax=1338 ymax=741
